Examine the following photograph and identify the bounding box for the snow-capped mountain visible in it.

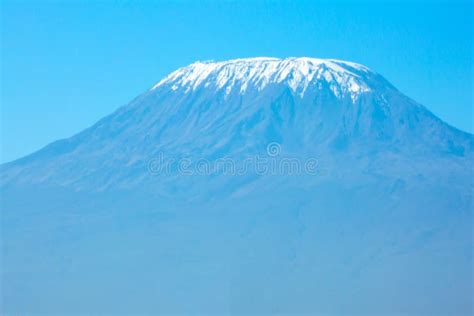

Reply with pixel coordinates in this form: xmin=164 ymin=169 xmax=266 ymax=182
xmin=1 ymin=57 xmax=472 ymax=193
xmin=1 ymin=58 xmax=473 ymax=315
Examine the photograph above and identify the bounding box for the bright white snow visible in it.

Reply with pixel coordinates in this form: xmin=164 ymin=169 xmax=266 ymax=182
xmin=152 ymin=57 xmax=373 ymax=99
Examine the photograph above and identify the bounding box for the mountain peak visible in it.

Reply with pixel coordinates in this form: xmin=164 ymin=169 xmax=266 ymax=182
xmin=1 ymin=56 xmax=472 ymax=192
xmin=151 ymin=57 xmax=385 ymax=99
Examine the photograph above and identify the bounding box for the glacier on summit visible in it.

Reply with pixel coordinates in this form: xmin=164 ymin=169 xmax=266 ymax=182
xmin=1 ymin=57 xmax=473 ymax=315
xmin=152 ymin=57 xmax=373 ymax=99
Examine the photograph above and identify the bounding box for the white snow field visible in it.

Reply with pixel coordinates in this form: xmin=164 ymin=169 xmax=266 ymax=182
xmin=1 ymin=57 xmax=473 ymax=315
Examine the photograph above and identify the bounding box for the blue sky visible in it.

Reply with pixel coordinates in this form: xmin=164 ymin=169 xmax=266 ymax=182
xmin=1 ymin=0 xmax=472 ymax=163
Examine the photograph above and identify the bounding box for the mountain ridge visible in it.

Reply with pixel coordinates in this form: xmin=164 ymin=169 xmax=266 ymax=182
xmin=151 ymin=57 xmax=393 ymax=100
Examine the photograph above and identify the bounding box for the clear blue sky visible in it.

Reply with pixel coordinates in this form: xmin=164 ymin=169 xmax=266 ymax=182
xmin=1 ymin=0 xmax=472 ymax=163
